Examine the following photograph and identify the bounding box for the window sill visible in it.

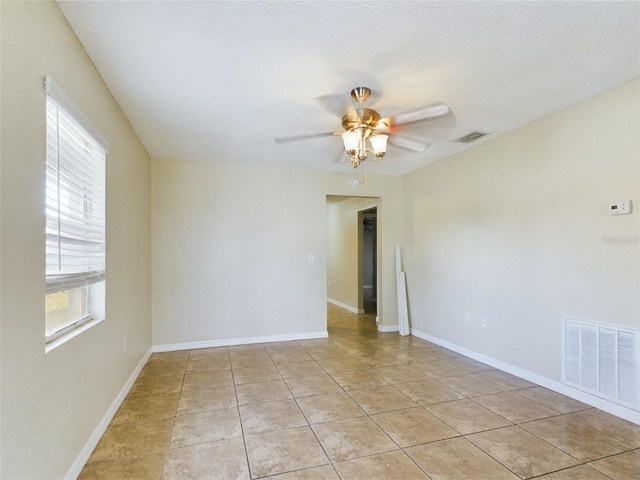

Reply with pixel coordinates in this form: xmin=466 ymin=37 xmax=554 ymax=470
xmin=45 ymin=316 xmax=105 ymax=353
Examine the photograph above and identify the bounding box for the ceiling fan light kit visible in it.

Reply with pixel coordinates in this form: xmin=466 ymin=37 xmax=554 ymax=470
xmin=341 ymin=87 xmax=389 ymax=168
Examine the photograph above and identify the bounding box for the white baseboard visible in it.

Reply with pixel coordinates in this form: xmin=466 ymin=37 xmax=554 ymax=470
xmin=65 ymin=348 xmax=153 ymax=480
xmin=327 ymin=298 xmax=364 ymax=314
xmin=411 ymin=328 xmax=640 ymax=425
xmin=378 ymin=324 xmax=399 ymax=333
xmin=153 ymin=331 xmax=329 ymax=353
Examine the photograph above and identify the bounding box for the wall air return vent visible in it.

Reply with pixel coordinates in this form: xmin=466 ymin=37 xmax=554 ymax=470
xmin=562 ymin=317 xmax=639 ymax=411
xmin=457 ymin=131 xmax=488 ymax=143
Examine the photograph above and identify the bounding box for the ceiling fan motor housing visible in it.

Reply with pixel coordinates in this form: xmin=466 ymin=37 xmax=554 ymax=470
xmin=341 ymin=108 xmax=382 ymax=133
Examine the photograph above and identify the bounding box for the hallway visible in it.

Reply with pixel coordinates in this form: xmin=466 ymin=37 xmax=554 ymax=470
xmin=80 ymin=304 xmax=639 ymax=479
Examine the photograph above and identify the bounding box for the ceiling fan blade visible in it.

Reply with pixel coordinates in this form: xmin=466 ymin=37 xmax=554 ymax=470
xmin=332 ymin=148 xmax=349 ymax=164
xmin=274 ymin=131 xmax=338 ymax=144
xmin=315 ymin=94 xmax=354 ymax=117
xmin=390 ymin=103 xmax=450 ymax=126
xmin=388 ymin=135 xmax=430 ymax=152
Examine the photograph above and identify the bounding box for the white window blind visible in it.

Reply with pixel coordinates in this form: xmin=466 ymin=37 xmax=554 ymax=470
xmin=45 ymin=77 xmax=107 ymax=295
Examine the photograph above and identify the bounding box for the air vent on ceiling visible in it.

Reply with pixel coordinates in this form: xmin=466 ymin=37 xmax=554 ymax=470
xmin=457 ymin=131 xmax=488 ymax=143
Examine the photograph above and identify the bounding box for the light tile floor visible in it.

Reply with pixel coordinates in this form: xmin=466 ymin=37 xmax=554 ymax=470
xmin=80 ymin=304 xmax=640 ymax=479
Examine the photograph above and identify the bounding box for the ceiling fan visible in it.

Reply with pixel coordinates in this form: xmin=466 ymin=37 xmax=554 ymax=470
xmin=274 ymin=87 xmax=451 ymax=169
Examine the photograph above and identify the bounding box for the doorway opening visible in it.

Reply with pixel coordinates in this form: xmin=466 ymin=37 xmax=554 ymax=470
xmin=359 ymin=208 xmax=377 ymax=315
xmin=326 ymin=196 xmax=380 ymax=325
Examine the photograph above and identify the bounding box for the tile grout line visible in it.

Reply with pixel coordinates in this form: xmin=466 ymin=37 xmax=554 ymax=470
xmin=269 ymin=346 xmax=340 ymax=478
xmin=230 ymin=346 xmax=263 ymax=480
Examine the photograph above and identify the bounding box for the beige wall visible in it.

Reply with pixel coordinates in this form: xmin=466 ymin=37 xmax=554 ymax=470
xmin=403 ymin=80 xmax=639 ymax=383
xmin=0 ymin=2 xmax=152 ymax=478
xmin=152 ymin=161 xmax=403 ymax=347
xmin=0 ymin=1 xmax=3 ymax=476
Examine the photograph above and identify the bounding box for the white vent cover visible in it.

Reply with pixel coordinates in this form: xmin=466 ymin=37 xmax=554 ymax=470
xmin=562 ymin=317 xmax=639 ymax=411
xmin=457 ymin=131 xmax=489 ymax=143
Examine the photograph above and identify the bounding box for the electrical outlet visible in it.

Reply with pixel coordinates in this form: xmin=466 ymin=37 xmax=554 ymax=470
xmin=274 ymin=305 xmax=280 ymax=314
xmin=123 ymin=336 xmax=128 ymax=350
xmin=480 ymin=317 xmax=487 ymax=328
xmin=465 ymin=313 xmax=471 ymax=324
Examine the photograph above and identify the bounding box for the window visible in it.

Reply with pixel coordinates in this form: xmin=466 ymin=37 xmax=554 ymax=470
xmin=45 ymin=77 xmax=108 ymax=345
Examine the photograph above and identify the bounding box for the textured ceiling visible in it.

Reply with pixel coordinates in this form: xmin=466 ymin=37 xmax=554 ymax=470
xmin=57 ymin=1 xmax=639 ymax=175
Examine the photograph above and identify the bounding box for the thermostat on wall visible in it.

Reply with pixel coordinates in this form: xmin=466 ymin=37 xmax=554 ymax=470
xmin=609 ymin=200 xmax=632 ymax=215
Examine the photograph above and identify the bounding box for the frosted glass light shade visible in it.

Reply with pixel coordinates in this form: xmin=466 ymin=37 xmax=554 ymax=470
xmin=370 ymin=134 xmax=388 ymax=154
xmin=342 ymin=130 xmax=360 ymax=151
